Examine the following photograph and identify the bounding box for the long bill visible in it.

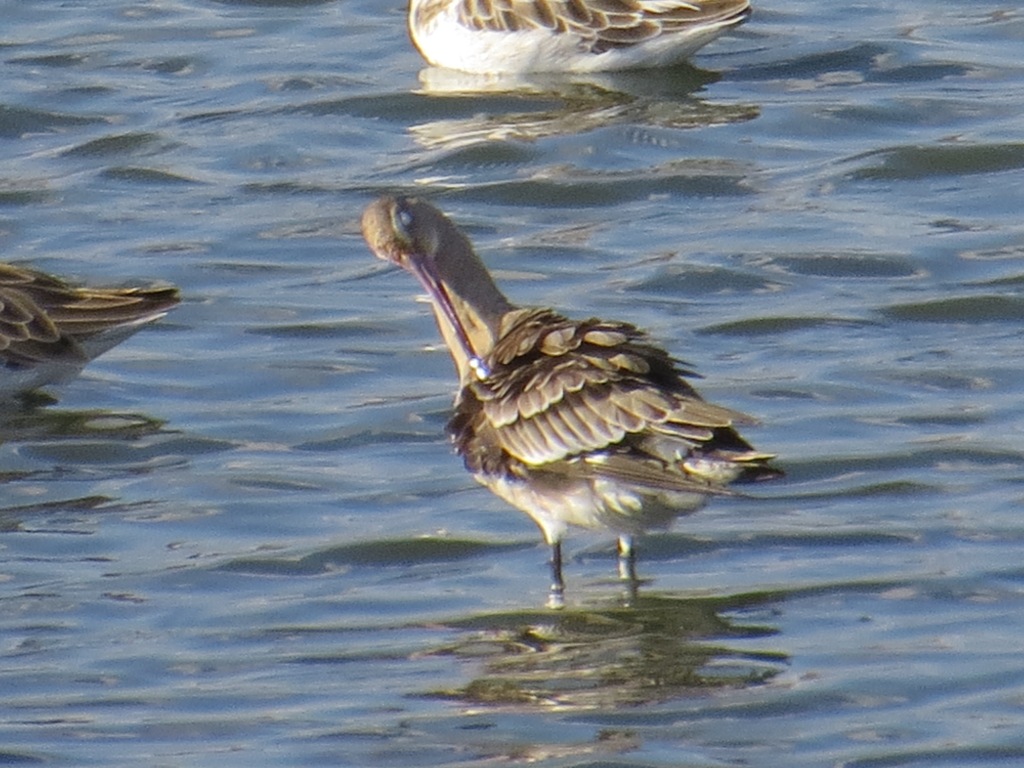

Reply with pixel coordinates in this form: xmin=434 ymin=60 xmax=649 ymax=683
xmin=405 ymin=254 xmax=492 ymax=381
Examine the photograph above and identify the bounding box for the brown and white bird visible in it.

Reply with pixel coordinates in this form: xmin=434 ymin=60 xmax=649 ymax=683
xmin=409 ymin=0 xmax=752 ymax=74
xmin=362 ymin=196 xmax=779 ymax=602
xmin=0 ymin=263 xmax=179 ymax=400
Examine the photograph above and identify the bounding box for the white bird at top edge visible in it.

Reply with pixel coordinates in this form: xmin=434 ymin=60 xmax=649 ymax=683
xmin=408 ymin=0 xmax=752 ymax=74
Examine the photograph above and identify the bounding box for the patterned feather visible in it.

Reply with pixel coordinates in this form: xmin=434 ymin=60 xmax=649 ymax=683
xmin=451 ymin=307 xmax=775 ymax=482
xmin=0 ymin=262 xmax=179 ymax=398
xmin=409 ymin=0 xmax=751 ymax=73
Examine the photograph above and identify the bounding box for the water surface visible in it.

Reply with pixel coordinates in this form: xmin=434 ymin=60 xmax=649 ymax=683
xmin=2 ymin=0 xmax=1024 ymax=766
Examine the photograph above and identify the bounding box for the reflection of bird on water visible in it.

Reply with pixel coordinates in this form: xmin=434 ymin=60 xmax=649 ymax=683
xmin=0 ymin=263 xmax=179 ymax=400
xmin=410 ymin=66 xmax=760 ymax=150
xmin=409 ymin=0 xmax=752 ymax=74
xmin=0 ymin=406 xmax=170 ymax=529
xmin=362 ymin=196 xmax=781 ymax=604
xmin=426 ymin=592 xmax=785 ymax=710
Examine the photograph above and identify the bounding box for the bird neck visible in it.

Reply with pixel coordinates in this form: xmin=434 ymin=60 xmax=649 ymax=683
xmin=428 ymin=245 xmax=513 ymax=385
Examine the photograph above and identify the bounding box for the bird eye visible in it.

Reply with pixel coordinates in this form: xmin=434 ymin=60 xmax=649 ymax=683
xmin=393 ymin=202 xmax=414 ymax=235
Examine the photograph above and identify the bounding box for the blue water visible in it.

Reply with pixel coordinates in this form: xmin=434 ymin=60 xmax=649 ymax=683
xmin=2 ymin=0 xmax=1024 ymax=765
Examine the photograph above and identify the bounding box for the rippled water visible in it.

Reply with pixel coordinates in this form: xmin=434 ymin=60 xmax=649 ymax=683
xmin=3 ymin=0 xmax=1024 ymax=765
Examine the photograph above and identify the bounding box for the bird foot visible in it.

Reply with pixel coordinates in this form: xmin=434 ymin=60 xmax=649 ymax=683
xmin=546 ymin=585 xmax=565 ymax=610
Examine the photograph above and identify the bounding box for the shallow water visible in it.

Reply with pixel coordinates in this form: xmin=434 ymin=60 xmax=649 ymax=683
xmin=2 ymin=0 xmax=1024 ymax=765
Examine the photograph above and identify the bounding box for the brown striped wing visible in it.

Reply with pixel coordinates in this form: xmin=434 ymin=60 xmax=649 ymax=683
xmin=464 ymin=308 xmax=752 ymax=468
xmin=0 ymin=263 xmax=179 ymax=365
xmin=451 ymin=0 xmax=748 ymax=49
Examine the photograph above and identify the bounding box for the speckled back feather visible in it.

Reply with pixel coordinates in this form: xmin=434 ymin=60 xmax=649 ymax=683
xmin=0 ymin=263 xmax=180 ymax=368
xmin=449 ymin=306 xmax=778 ymax=491
xmin=439 ymin=0 xmax=745 ymax=52
xmin=410 ymin=0 xmax=751 ymax=72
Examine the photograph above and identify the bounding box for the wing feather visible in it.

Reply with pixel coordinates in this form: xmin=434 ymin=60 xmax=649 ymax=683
xmin=449 ymin=306 xmax=779 ymax=490
xmin=452 ymin=0 xmax=749 ymax=47
xmin=0 ymin=286 xmax=82 ymax=362
xmin=0 ymin=263 xmax=178 ymax=366
xmin=467 ymin=309 xmax=745 ymax=467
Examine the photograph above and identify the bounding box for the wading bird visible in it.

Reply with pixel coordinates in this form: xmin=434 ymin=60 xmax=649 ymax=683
xmin=362 ymin=196 xmax=779 ymax=604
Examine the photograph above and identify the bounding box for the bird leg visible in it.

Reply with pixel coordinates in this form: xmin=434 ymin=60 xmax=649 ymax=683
xmin=547 ymin=541 xmax=565 ymax=609
xmin=617 ymin=534 xmax=638 ymax=582
xmin=618 ymin=535 xmax=639 ymax=605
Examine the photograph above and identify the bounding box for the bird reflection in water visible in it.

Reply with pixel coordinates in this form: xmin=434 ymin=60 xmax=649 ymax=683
xmin=410 ymin=64 xmax=759 ymax=150
xmin=421 ymin=591 xmax=785 ymax=711
xmin=0 ymin=405 xmax=170 ymax=531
